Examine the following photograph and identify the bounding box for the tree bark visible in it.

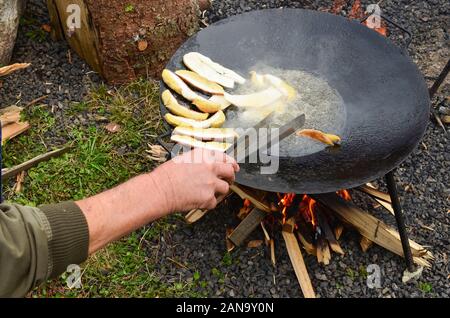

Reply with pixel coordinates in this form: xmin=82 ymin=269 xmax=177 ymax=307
xmin=0 ymin=0 xmax=26 ymax=65
xmin=47 ymin=0 xmax=200 ymax=84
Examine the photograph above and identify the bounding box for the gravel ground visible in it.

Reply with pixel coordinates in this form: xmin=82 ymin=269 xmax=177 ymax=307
xmin=1 ymin=0 xmax=448 ymax=298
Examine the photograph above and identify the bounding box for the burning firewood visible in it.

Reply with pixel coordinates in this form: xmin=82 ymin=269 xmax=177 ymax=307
xmin=229 ymin=184 xmax=271 ymax=213
xmin=316 ymin=208 xmax=345 ymax=255
xmin=312 ymin=193 xmax=433 ymax=267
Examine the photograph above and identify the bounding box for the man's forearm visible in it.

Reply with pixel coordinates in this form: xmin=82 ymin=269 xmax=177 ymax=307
xmin=76 ymin=169 xmax=173 ymax=254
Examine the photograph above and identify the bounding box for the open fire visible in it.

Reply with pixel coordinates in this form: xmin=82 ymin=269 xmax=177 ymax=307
xmin=204 ymin=184 xmax=433 ymax=298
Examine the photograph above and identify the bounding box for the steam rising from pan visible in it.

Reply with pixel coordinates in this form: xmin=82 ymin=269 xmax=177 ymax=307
xmin=224 ymin=64 xmax=346 ymax=156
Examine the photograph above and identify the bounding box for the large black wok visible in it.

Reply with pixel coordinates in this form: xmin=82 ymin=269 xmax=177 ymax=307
xmin=160 ymin=9 xmax=430 ymax=194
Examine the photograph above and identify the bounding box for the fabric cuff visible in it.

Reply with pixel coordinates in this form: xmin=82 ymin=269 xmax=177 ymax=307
xmin=38 ymin=201 xmax=89 ymax=278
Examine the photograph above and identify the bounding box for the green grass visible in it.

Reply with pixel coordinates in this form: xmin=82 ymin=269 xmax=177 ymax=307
xmin=2 ymin=78 xmax=200 ymax=297
xmin=418 ymin=282 xmax=433 ymax=294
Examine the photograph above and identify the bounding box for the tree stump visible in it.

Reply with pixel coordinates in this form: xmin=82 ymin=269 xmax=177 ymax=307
xmin=47 ymin=0 xmax=201 ymax=84
xmin=0 ymin=0 xmax=26 ymax=65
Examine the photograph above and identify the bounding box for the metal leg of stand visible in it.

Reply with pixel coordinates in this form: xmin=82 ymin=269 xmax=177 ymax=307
xmin=385 ymin=170 xmax=415 ymax=272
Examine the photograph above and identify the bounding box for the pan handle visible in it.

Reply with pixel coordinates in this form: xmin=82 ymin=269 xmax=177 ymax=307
xmin=360 ymin=10 xmax=412 ymax=50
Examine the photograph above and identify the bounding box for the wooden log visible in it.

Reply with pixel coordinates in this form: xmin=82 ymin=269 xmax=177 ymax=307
xmin=2 ymin=147 xmax=70 ymax=181
xmin=228 ymin=208 xmax=266 ymax=246
xmin=46 ymin=0 xmax=200 ymax=84
xmin=312 ymin=193 xmax=433 ymax=267
xmin=282 ymin=218 xmax=316 ymax=298
xmin=0 ymin=0 xmax=26 ymax=65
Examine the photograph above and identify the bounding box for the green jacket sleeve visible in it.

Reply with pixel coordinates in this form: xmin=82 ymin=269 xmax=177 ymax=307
xmin=0 ymin=201 xmax=89 ymax=297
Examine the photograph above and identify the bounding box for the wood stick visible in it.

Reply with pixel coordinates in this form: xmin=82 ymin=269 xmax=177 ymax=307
xmin=185 ymin=209 xmax=208 ymax=224
xmin=0 ymin=63 xmax=30 ymax=77
xmin=260 ymin=221 xmax=271 ymax=245
xmin=374 ymin=198 xmax=394 ymax=215
xmin=229 ymin=184 xmax=271 ymax=212
xmin=296 ymin=231 xmax=316 ymax=256
xmin=360 ymin=236 xmax=373 ymax=252
xmin=316 ymin=208 xmax=344 ymax=255
xmin=282 ymin=218 xmax=316 ymax=298
xmin=226 ymin=227 xmax=235 ymax=252
xmin=316 ymin=237 xmax=331 ymax=265
xmin=334 ymin=224 xmax=344 ymax=240
xmin=312 ymin=193 xmax=433 ymax=267
xmin=184 ymin=192 xmax=231 ymax=224
xmin=26 ymin=95 xmax=48 ymax=107
xmin=228 ymin=208 xmax=266 ymax=246
xmin=270 ymin=239 xmax=276 ymax=267
xmin=2 ymin=147 xmax=70 ymax=181
xmin=357 ymin=184 xmax=392 ymax=203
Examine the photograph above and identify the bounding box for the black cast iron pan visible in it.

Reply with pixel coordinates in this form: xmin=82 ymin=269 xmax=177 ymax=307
xmin=159 ymin=9 xmax=430 ymax=194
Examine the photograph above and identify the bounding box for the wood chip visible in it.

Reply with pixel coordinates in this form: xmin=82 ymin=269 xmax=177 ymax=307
xmin=2 ymin=122 xmax=30 ymax=144
xmin=0 ymin=106 xmax=22 ymax=127
xmin=41 ymin=24 xmax=52 ymax=32
xmin=0 ymin=63 xmax=31 ymax=77
xmin=14 ymin=171 xmax=26 ymax=193
xmin=105 ymin=122 xmax=121 ymax=133
xmin=247 ymin=240 xmax=263 ymax=248
xmin=137 ymin=39 xmax=148 ymax=51
xmin=441 ymin=115 xmax=450 ymax=124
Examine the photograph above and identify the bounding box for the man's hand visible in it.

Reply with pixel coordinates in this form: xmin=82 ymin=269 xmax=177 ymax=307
xmin=77 ymin=148 xmax=239 ymax=254
xmin=153 ymin=148 xmax=239 ymax=212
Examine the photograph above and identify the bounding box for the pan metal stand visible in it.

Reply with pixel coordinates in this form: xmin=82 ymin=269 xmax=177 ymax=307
xmin=385 ymin=170 xmax=416 ymax=273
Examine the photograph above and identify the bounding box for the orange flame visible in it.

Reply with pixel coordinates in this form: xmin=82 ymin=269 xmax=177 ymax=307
xmin=337 ymin=189 xmax=352 ymax=201
xmin=278 ymin=193 xmax=296 ymax=224
xmin=299 ymin=195 xmax=318 ymax=227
